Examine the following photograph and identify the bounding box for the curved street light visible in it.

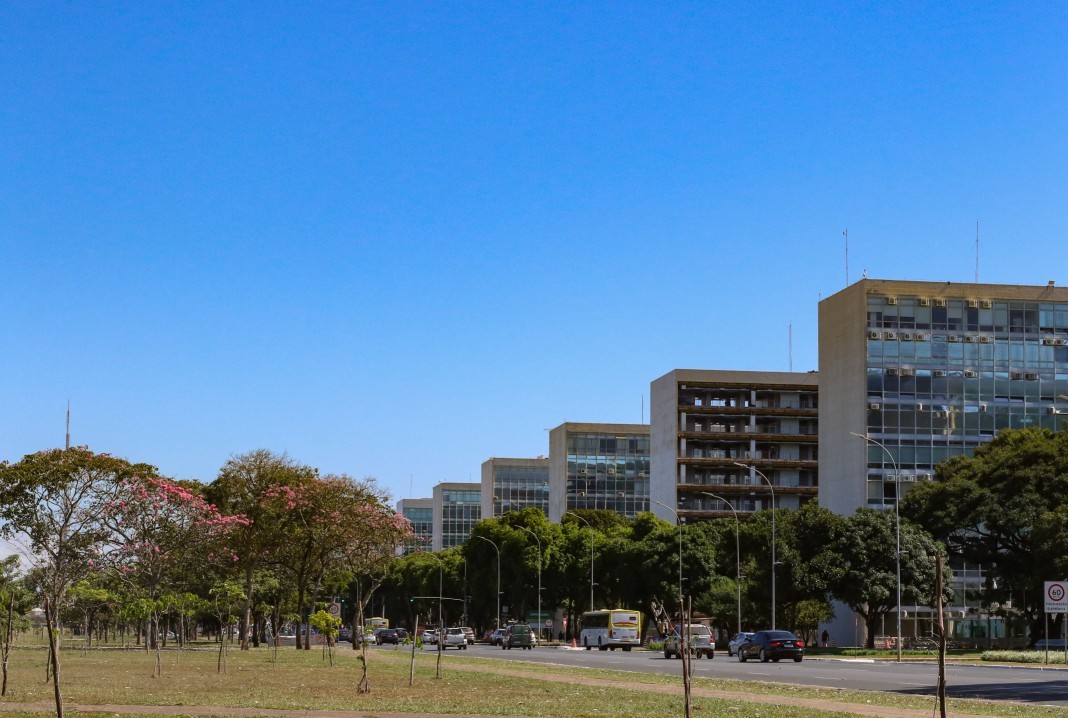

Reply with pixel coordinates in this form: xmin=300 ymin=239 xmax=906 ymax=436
xmin=851 ymin=432 xmax=902 ymax=662
xmin=517 ymin=525 xmax=543 ymax=641
xmin=701 ymin=492 xmax=741 ymax=635
xmin=649 ymin=498 xmax=684 ymax=618
xmin=733 ymin=461 xmax=776 ymax=630
xmin=474 ymin=535 xmax=501 ymax=631
xmin=563 ymin=511 xmax=595 ymax=612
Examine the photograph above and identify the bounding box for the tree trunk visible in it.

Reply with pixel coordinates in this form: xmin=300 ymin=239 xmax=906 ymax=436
xmin=44 ymin=597 xmax=63 ymax=718
xmin=241 ymin=566 xmax=254 ymax=650
xmin=1 ymin=590 xmax=13 ymax=696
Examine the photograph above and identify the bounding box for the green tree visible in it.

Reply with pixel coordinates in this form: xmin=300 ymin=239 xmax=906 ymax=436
xmin=903 ymin=426 xmax=1068 ymax=641
xmin=830 ymin=508 xmax=945 ymax=648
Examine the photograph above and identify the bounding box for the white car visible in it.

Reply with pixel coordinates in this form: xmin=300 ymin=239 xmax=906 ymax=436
xmin=443 ymin=627 xmax=467 ymax=649
xmin=421 ymin=629 xmax=438 ymax=645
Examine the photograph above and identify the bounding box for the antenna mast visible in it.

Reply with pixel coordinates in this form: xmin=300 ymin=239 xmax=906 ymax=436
xmin=975 ymin=221 xmax=979 ymax=283
xmin=65 ymin=401 xmax=70 ymax=450
xmin=788 ymin=323 xmax=793 ymax=372
xmin=843 ymin=229 xmax=849 ymax=286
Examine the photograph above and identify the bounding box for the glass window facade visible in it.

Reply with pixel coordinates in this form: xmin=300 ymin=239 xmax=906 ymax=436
xmin=565 ymin=433 xmax=650 ymax=516
xmin=865 ymin=295 xmax=1068 ymax=506
xmin=493 ymin=464 xmax=549 ymax=517
xmin=401 ymin=505 xmax=433 ymax=554
xmin=441 ymin=489 xmax=481 ymax=549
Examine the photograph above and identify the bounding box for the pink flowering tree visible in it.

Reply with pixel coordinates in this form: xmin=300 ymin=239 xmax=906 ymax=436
xmin=101 ymin=472 xmax=247 ymax=674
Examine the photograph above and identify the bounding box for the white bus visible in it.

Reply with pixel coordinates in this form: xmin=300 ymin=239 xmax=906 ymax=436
xmin=579 ymin=609 xmax=642 ymax=651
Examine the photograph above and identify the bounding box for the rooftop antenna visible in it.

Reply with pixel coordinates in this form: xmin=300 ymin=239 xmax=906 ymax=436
xmin=641 ymin=395 xmax=645 ymax=424
xmin=65 ymin=401 xmax=70 ymax=450
xmin=788 ymin=323 xmax=793 ymax=372
xmin=975 ymin=221 xmax=979 ymax=283
xmin=843 ymin=229 xmax=849 ymax=286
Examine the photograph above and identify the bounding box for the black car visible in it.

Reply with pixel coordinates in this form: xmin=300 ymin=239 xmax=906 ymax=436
xmin=337 ymin=628 xmax=352 ymax=642
xmin=736 ymin=630 xmax=805 ymax=663
xmin=375 ymin=628 xmax=400 ymax=645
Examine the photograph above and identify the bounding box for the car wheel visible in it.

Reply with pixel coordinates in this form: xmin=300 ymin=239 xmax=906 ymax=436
xmin=727 ymin=648 xmax=734 ymax=656
xmin=737 ymin=650 xmax=747 ymax=663
xmin=759 ymin=648 xmax=769 ymax=663
xmin=707 ymin=650 xmax=714 ymax=660
xmin=793 ymin=655 xmax=803 ymax=662
xmin=664 ymin=649 xmax=671 ymax=659
xmin=772 ymin=657 xmax=780 ymax=663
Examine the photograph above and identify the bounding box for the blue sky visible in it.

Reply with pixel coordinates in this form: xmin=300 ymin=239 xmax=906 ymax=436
xmin=4 ymin=2 xmax=1068 ymax=502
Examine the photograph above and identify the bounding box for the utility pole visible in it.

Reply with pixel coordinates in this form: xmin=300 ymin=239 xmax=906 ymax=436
xmin=65 ymin=401 xmax=70 ymax=450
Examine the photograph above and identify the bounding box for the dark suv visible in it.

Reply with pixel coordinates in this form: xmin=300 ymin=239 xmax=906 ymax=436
xmin=502 ymin=623 xmax=534 ymax=650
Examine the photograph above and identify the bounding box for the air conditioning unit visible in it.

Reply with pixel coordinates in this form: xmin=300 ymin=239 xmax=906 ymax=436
xmin=964 ymin=370 xmax=978 ymax=378
xmin=869 ymin=402 xmax=881 ymax=411
xmin=885 ymin=331 xmax=897 ymax=340
xmin=917 ymin=403 xmax=926 ymax=410
xmin=919 ymin=298 xmax=932 ymax=306
xmin=1057 ymin=339 xmax=1068 ymax=346
xmin=869 ymin=330 xmax=882 ymax=340
xmin=934 ymin=298 xmax=947 ymax=307
xmin=1011 ymin=372 xmax=1024 ymax=380
xmin=967 ymin=299 xmax=979 ymax=308
xmin=902 ymin=332 xmax=914 ymax=341
xmin=980 ymin=299 xmax=993 ymax=308
xmin=1043 ymin=337 xmax=1058 ymax=346
xmin=900 ymin=367 xmax=915 ymax=376
xmin=948 ymin=335 xmax=962 ymax=342
xmin=918 ymin=333 xmax=931 ymax=341
xmin=886 ymin=367 xmax=899 ymax=376
xmin=979 ymin=404 xmax=988 ymax=413
xmin=964 ymin=335 xmax=978 ymax=343
xmin=901 ymin=474 xmax=916 ymax=482
xmin=933 ymin=370 xmax=947 ymax=377
xmin=1026 ymin=372 xmax=1039 ymax=380
xmin=1047 ymin=406 xmax=1059 ymax=415
xmin=980 ymin=335 xmax=993 ymax=343
xmin=886 ymin=297 xmax=898 ymax=305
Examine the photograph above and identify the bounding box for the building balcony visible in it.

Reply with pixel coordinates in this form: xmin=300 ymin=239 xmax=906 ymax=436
xmin=679 ymin=431 xmax=817 ymax=443
xmin=677 ymin=482 xmax=818 ymax=496
xmin=679 ymin=457 xmax=818 ymax=470
xmin=682 ymin=405 xmax=818 ymax=417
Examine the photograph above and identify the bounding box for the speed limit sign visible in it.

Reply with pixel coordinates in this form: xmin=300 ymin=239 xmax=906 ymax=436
xmin=328 ymin=602 xmax=341 ymax=616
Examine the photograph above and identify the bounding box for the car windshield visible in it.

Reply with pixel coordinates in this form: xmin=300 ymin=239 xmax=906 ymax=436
xmin=765 ymin=631 xmax=796 ymax=640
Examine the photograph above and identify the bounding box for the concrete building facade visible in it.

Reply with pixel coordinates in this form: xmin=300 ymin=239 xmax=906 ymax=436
xmin=480 ymin=456 xmax=550 ymax=519
xmin=650 ymin=369 xmax=819 ymax=523
xmin=547 ymin=422 xmax=650 ymax=522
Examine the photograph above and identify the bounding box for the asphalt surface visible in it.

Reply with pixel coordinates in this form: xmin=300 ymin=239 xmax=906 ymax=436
xmin=368 ymin=642 xmax=1068 ymax=707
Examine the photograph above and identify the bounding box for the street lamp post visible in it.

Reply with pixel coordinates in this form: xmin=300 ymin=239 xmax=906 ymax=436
xmin=649 ymin=498 xmax=684 ymax=617
xmin=563 ymin=512 xmax=595 ymax=612
xmin=518 ymin=525 xmax=543 ymax=642
xmin=851 ymin=432 xmax=902 ymax=662
xmin=733 ymin=462 xmax=776 ymax=630
xmin=475 ymin=536 xmax=501 ymax=631
xmin=702 ymin=492 xmax=741 ymax=635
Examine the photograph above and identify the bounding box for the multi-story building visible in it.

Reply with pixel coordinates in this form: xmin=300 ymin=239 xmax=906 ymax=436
xmin=547 ymin=422 xmax=650 ymax=522
xmin=650 ymin=369 xmax=819 ymax=522
xmin=480 ymin=456 xmax=550 ymax=518
xmin=432 ymin=482 xmax=481 ymax=551
xmin=818 ymin=279 xmax=1068 ymax=515
xmin=397 ymin=498 xmax=433 ymax=554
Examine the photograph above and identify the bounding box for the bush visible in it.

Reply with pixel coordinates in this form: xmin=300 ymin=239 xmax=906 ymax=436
xmin=982 ymin=650 xmax=1066 ymax=664
xmin=646 ymin=641 xmax=664 ymax=652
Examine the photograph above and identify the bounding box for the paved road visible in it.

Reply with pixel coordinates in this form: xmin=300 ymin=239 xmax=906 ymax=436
xmin=391 ymin=643 xmax=1068 ymax=707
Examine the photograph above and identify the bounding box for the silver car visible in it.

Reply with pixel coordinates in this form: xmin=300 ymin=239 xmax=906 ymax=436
xmin=727 ymin=632 xmax=754 ymax=656
xmin=663 ymin=624 xmax=714 ymax=659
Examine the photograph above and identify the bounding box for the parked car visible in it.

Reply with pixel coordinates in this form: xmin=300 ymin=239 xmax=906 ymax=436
xmin=490 ymin=627 xmax=509 ymax=646
xmin=375 ymin=628 xmax=400 ymax=645
xmin=736 ymin=630 xmax=805 ymax=663
xmin=337 ymin=628 xmax=352 ymax=643
xmin=503 ymin=623 xmax=534 ymax=650
xmin=727 ymin=632 xmax=755 ymax=656
xmin=663 ymin=624 xmax=714 ymax=659
xmin=421 ymin=628 xmax=439 ymax=645
xmin=443 ymin=627 xmax=468 ymax=649
xmin=460 ymin=627 xmax=475 ymax=645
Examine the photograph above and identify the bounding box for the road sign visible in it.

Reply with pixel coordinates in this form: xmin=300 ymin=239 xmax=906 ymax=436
xmin=545 ymin=619 xmax=553 ymax=628
xmin=328 ymin=602 xmax=341 ymax=616
xmin=1044 ymin=581 xmax=1067 ymax=613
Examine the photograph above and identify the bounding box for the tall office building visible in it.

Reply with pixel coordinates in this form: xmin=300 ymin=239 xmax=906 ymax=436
xmin=650 ymin=369 xmax=819 ymax=522
xmin=480 ymin=457 xmax=550 ymax=518
xmin=547 ymin=422 xmax=650 ymax=522
xmin=397 ymin=498 xmax=433 ymax=554
xmin=818 ymin=279 xmax=1068 ymax=516
xmin=432 ymin=482 xmax=481 ymax=551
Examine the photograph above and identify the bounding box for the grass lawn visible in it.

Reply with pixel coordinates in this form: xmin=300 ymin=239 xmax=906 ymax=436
xmin=0 ymin=643 xmax=1060 ymax=718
